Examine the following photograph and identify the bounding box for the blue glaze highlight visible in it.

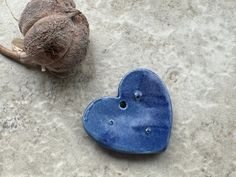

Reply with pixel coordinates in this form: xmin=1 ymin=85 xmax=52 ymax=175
xmin=83 ymin=69 xmax=173 ymax=154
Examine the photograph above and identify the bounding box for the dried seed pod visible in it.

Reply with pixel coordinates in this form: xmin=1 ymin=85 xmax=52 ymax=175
xmin=0 ymin=0 xmax=89 ymax=77
xmin=19 ymin=0 xmax=76 ymax=35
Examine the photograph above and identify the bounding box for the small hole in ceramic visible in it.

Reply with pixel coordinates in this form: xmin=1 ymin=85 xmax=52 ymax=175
xmin=119 ymin=100 xmax=127 ymax=109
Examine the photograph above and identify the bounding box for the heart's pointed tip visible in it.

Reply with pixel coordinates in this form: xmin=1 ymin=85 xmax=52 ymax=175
xmin=82 ymin=68 xmax=173 ymax=154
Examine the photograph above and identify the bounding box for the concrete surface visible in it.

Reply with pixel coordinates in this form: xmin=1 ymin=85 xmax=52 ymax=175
xmin=0 ymin=0 xmax=236 ymax=176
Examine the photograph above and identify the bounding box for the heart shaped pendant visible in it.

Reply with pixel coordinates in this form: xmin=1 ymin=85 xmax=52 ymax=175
xmin=83 ymin=69 xmax=173 ymax=154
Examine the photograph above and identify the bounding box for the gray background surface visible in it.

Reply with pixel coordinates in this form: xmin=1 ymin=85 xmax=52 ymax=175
xmin=0 ymin=0 xmax=235 ymax=176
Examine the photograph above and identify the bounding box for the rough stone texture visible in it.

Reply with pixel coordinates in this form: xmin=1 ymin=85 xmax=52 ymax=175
xmin=0 ymin=0 xmax=235 ymax=177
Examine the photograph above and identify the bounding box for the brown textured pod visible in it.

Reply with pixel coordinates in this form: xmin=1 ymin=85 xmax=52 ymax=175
xmin=0 ymin=0 xmax=89 ymax=78
xmin=19 ymin=0 xmax=76 ymax=35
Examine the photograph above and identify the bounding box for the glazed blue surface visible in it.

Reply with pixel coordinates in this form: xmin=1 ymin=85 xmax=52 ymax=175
xmin=83 ymin=69 xmax=173 ymax=154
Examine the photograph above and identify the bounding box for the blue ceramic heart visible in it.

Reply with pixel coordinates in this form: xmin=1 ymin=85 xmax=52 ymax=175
xmin=83 ymin=69 xmax=172 ymax=154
